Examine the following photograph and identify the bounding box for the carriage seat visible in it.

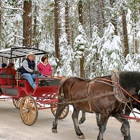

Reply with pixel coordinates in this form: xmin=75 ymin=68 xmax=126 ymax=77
xmin=15 ymin=69 xmax=61 ymax=87
xmin=0 ymin=72 xmax=16 ymax=85
xmin=0 ymin=68 xmax=6 ymax=74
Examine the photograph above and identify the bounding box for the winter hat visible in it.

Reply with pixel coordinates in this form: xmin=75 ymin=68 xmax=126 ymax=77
xmin=1 ymin=63 xmax=7 ymax=68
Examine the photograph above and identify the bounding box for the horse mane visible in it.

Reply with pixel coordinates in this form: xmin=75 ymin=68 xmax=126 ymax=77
xmin=119 ymin=71 xmax=140 ymax=92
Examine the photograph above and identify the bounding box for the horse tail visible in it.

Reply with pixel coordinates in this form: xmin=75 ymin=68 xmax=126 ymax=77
xmin=58 ymin=77 xmax=69 ymax=102
xmin=58 ymin=77 xmax=74 ymax=103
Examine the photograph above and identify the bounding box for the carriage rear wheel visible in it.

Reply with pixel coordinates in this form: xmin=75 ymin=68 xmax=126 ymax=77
xmin=12 ymin=98 xmax=22 ymax=109
xmin=50 ymin=95 xmax=69 ymax=119
xmin=51 ymin=104 xmax=69 ymax=119
xmin=20 ymin=95 xmax=38 ymax=126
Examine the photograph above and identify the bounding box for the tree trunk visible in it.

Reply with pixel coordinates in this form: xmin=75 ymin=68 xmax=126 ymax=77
xmin=96 ymin=0 xmax=105 ymax=36
xmin=65 ymin=0 xmax=71 ymax=45
xmin=110 ymin=0 xmax=118 ymax=35
xmin=88 ymin=1 xmax=92 ymax=38
xmin=78 ymin=0 xmax=85 ymax=78
xmin=122 ymin=9 xmax=129 ymax=57
xmin=78 ymin=0 xmax=83 ymax=25
xmin=133 ymin=0 xmax=138 ymax=53
xmin=23 ymin=1 xmax=32 ymax=47
xmin=33 ymin=5 xmax=38 ymax=48
xmin=99 ymin=0 xmax=105 ymax=28
xmin=54 ymin=0 xmax=60 ymax=68
xmin=134 ymin=17 xmax=138 ymax=53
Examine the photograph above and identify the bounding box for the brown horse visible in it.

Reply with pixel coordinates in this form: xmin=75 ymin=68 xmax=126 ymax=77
xmin=52 ymin=71 xmax=140 ymax=140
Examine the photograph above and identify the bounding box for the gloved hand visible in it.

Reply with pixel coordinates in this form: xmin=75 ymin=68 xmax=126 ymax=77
xmin=34 ymin=71 xmax=40 ymax=74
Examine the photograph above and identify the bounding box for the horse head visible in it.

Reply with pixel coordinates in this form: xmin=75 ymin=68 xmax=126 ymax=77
xmin=119 ymin=71 xmax=140 ymax=112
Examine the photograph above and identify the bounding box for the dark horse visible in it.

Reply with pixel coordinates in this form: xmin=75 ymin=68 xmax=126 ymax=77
xmin=79 ymin=103 xmax=140 ymax=137
xmin=52 ymin=71 xmax=140 ymax=140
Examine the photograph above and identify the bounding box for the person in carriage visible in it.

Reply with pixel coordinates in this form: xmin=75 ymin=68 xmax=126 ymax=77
xmin=0 ymin=63 xmax=7 ymax=74
xmin=20 ymin=52 xmax=45 ymax=90
xmin=5 ymin=62 xmax=17 ymax=77
xmin=37 ymin=55 xmax=53 ymax=78
xmin=1 ymin=63 xmax=7 ymax=68
xmin=0 ymin=62 xmax=16 ymax=77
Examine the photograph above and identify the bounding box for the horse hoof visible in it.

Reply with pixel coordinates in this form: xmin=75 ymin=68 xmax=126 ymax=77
xmin=52 ymin=129 xmax=58 ymax=133
xmin=79 ymin=119 xmax=85 ymax=124
xmin=79 ymin=135 xmax=85 ymax=139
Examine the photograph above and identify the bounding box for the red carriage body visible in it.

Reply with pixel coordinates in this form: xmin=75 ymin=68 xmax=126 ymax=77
xmin=0 ymin=47 xmax=69 ymax=125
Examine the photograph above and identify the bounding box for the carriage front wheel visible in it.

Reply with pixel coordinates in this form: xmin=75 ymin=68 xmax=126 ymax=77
xmin=20 ymin=95 xmax=38 ymax=126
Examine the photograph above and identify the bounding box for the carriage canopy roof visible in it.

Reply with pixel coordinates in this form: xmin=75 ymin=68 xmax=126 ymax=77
xmin=0 ymin=47 xmax=48 ymax=59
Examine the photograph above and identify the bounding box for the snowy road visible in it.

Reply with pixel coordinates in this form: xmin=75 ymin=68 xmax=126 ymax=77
xmin=0 ymin=99 xmax=140 ymax=140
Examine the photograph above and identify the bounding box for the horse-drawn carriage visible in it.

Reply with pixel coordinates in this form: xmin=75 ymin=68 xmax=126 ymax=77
xmin=1 ymin=47 xmax=140 ymax=140
xmin=0 ymin=47 xmax=69 ymax=126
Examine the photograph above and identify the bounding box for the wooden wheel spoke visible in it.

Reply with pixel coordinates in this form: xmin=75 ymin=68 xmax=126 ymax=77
xmin=21 ymin=108 xmax=28 ymax=114
xmin=12 ymin=98 xmax=22 ymax=109
xmin=30 ymin=110 xmax=36 ymax=116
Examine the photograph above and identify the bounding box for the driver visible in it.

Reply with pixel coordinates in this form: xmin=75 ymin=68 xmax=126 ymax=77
xmin=20 ymin=52 xmax=45 ymax=90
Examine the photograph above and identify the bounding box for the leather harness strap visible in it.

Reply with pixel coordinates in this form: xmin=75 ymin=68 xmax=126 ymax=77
xmin=87 ymin=81 xmax=95 ymax=112
xmin=111 ymin=73 xmax=130 ymax=104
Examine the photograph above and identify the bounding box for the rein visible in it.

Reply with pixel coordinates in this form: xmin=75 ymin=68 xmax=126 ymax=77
xmin=94 ymin=77 xmax=140 ymax=104
xmin=58 ymin=92 xmax=115 ymax=104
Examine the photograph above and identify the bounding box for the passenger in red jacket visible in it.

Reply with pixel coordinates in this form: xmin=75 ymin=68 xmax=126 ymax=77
xmin=6 ymin=62 xmax=17 ymax=77
xmin=37 ymin=55 xmax=52 ymax=77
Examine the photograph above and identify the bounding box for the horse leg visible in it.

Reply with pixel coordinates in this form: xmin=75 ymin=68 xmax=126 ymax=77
xmin=96 ymin=113 xmax=101 ymax=126
xmin=97 ymin=114 xmax=109 ymax=140
xmin=115 ymin=115 xmax=131 ymax=140
xmin=79 ymin=111 xmax=86 ymax=124
xmin=79 ymin=112 xmax=101 ymax=126
xmin=120 ymin=109 xmax=131 ymax=136
xmin=72 ymin=107 xmax=85 ymax=139
xmin=52 ymin=104 xmax=67 ymax=133
xmin=120 ymin=119 xmax=129 ymax=137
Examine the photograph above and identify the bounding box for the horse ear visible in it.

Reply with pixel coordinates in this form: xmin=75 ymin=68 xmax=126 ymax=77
xmin=138 ymin=90 xmax=140 ymax=95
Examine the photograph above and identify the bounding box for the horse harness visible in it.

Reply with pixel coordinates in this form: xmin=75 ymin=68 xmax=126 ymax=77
xmin=86 ymin=74 xmax=130 ymax=113
xmin=59 ymin=74 xmax=140 ymax=115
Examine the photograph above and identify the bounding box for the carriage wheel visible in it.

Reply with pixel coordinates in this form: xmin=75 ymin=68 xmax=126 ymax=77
xmin=51 ymin=104 xmax=69 ymax=119
xmin=20 ymin=95 xmax=38 ymax=126
xmin=12 ymin=98 xmax=22 ymax=109
xmin=50 ymin=94 xmax=69 ymax=119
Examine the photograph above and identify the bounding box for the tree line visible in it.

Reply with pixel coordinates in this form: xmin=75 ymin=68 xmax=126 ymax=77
xmin=0 ymin=0 xmax=140 ymax=78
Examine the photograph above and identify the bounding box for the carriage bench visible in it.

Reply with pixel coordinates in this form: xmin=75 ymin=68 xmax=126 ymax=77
xmin=0 ymin=73 xmax=16 ymax=85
